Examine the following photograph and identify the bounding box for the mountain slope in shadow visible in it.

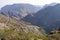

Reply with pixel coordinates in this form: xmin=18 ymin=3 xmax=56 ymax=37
xmin=22 ymin=3 xmax=60 ymax=33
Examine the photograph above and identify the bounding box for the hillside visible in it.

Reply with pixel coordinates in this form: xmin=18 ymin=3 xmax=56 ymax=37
xmin=0 ymin=8 xmax=60 ymax=40
xmin=0 ymin=14 xmax=48 ymax=40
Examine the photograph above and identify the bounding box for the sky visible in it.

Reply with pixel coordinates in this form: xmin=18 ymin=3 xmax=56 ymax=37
xmin=0 ymin=0 xmax=60 ymax=8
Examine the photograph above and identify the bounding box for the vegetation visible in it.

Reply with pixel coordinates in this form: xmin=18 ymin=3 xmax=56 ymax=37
xmin=0 ymin=14 xmax=60 ymax=40
xmin=0 ymin=14 xmax=48 ymax=40
xmin=0 ymin=26 xmax=48 ymax=40
xmin=48 ymin=28 xmax=60 ymax=40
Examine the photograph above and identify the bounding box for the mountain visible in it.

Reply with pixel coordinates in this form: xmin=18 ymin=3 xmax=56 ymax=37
xmin=0 ymin=4 xmax=41 ymax=18
xmin=22 ymin=3 xmax=60 ymax=33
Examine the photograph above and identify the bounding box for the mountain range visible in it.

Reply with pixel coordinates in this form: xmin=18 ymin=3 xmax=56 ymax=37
xmin=22 ymin=3 xmax=60 ymax=33
xmin=0 ymin=3 xmax=60 ymax=33
xmin=0 ymin=4 xmax=41 ymax=18
xmin=0 ymin=3 xmax=60 ymax=40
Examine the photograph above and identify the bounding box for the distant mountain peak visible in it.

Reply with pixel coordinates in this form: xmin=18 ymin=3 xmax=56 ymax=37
xmin=49 ymin=2 xmax=58 ymax=6
xmin=0 ymin=3 xmax=41 ymax=19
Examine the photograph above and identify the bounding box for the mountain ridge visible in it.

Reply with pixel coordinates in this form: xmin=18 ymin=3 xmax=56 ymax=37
xmin=0 ymin=4 xmax=41 ymax=18
xmin=22 ymin=3 xmax=60 ymax=33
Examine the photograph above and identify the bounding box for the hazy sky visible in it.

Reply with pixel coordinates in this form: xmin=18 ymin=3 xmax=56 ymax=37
xmin=0 ymin=0 xmax=60 ymax=8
